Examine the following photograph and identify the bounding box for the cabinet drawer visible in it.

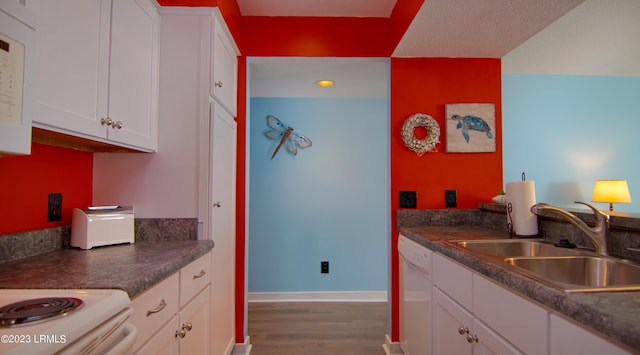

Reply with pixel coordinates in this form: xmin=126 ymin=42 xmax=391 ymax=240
xmin=131 ymin=272 xmax=180 ymax=351
xmin=433 ymin=253 xmax=473 ymax=310
xmin=180 ymin=251 xmax=212 ymax=307
xmin=550 ymin=314 xmax=632 ymax=355
xmin=473 ymin=274 xmax=547 ymax=355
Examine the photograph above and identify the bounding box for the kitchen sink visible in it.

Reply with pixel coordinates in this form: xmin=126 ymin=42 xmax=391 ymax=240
xmin=505 ymin=256 xmax=640 ymax=292
xmin=446 ymin=239 xmax=594 ymax=258
xmin=445 ymin=239 xmax=640 ymax=292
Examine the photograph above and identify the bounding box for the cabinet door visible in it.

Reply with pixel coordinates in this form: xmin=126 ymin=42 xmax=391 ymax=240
xmin=472 ymin=319 xmax=522 ymax=355
xmin=210 ymin=102 xmax=236 ymax=355
xmin=179 ymin=286 xmax=211 ymax=355
xmin=210 ymin=15 xmax=237 ymax=116
xmin=135 ymin=314 xmax=180 ymax=355
xmin=107 ymin=0 xmax=158 ymax=151
xmin=31 ymin=0 xmax=108 ymax=138
xmin=433 ymin=287 xmax=473 ymax=355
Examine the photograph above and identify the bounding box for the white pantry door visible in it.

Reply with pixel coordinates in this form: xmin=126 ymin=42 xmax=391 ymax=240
xmin=210 ymin=101 xmax=237 ymax=355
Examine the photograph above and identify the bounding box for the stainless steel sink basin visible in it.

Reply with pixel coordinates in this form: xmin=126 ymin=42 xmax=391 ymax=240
xmin=447 ymin=239 xmax=594 ymax=257
xmin=505 ymin=256 xmax=640 ymax=292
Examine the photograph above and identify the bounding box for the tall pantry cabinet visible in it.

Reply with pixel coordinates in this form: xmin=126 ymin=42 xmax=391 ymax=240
xmin=158 ymin=7 xmax=239 ymax=355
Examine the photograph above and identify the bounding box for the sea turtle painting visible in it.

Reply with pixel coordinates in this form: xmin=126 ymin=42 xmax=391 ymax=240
xmin=450 ymin=114 xmax=493 ymax=143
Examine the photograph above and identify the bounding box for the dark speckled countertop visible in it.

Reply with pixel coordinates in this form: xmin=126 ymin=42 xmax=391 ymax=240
xmin=400 ymin=226 xmax=640 ymax=352
xmin=0 ymin=240 xmax=214 ymax=299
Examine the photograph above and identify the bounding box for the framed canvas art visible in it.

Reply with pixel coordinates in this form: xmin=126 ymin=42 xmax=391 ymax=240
xmin=446 ymin=103 xmax=495 ymax=153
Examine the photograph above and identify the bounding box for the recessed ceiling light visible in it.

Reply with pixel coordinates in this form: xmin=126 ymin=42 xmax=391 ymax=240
xmin=316 ymin=80 xmax=334 ymax=87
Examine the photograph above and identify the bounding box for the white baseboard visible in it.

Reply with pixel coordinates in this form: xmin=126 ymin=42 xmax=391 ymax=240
xmin=231 ymin=336 xmax=252 ymax=355
xmin=248 ymin=291 xmax=388 ymax=303
xmin=383 ymin=334 xmax=404 ymax=355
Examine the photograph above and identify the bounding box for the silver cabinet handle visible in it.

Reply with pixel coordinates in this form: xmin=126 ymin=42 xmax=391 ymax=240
xmin=193 ymin=269 xmax=206 ymax=279
xmin=112 ymin=121 xmax=123 ymax=129
xmin=146 ymin=299 xmax=167 ymax=317
xmin=214 ymin=81 xmax=223 ymax=88
xmin=466 ymin=334 xmax=479 ymax=343
xmin=458 ymin=326 xmax=469 ymax=335
xmin=175 ymin=329 xmax=187 ymax=339
xmin=213 ymin=201 xmax=222 ymax=208
xmin=184 ymin=322 xmax=193 ymax=331
xmin=100 ymin=117 xmax=113 ymax=126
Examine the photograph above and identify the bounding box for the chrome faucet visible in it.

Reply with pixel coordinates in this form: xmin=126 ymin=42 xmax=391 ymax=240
xmin=530 ymin=201 xmax=610 ymax=255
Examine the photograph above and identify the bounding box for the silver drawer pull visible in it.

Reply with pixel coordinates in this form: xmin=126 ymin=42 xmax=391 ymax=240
xmin=146 ymin=299 xmax=167 ymax=317
xmin=193 ymin=269 xmax=206 ymax=280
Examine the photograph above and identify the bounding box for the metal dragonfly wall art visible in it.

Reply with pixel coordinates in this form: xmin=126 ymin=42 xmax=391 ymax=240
xmin=263 ymin=115 xmax=312 ymax=159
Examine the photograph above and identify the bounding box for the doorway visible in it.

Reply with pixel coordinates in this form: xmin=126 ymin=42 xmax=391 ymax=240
xmin=245 ymin=57 xmax=391 ymax=339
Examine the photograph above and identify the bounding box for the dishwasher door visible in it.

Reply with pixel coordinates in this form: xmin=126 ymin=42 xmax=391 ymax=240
xmin=399 ymin=234 xmax=433 ymax=355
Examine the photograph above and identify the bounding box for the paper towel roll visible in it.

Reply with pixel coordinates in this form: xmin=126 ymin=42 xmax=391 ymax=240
xmin=506 ymin=181 xmax=538 ymax=236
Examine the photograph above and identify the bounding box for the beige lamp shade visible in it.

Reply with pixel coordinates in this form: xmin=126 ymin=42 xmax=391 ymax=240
xmin=592 ymin=180 xmax=632 ymax=211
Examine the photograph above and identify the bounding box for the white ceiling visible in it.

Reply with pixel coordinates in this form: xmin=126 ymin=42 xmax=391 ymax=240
xmin=502 ymin=0 xmax=640 ymax=76
xmin=246 ymin=0 xmax=640 ymax=97
xmin=249 ymin=57 xmax=388 ymax=98
xmin=393 ymin=0 xmax=585 ymax=57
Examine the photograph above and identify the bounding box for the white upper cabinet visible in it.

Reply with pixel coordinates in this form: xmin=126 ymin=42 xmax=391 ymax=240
xmin=31 ymin=0 xmax=159 ymax=152
xmin=0 ymin=2 xmax=35 ymax=156
xmin=210 ymin=13 xmax=237 ymax=116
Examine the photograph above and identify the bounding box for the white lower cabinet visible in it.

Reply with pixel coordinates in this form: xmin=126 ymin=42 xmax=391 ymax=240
xmin=136 ymin=314 xmax=179 ymax=355
xmin=433 ymin=287 xmax=520 ymax=355
xmin=433 ymin=287 xmax=473 ymax=355
xmin=132 ymin=252 xmax=212 ymax=354
xmin=430 ymin=251 xmax=633 ymax=355
xmin=175 ymin=286 xmax=211 ymax=354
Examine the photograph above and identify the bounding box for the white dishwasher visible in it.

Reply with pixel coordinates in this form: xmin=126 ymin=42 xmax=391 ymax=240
xmin=398 ymin=234 xmax=433 ymax=355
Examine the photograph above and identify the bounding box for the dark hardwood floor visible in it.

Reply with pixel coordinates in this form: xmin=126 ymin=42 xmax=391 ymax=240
xmin=248 ymin=302 xmax=388 ymax=355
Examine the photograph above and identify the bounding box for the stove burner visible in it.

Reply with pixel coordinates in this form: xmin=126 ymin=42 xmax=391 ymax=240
xmin=0 ymin=297 xmax=83 ymax=327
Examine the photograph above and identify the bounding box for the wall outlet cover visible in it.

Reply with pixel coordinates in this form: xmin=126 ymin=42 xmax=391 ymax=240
xmin=321 ymin=261 xmax=329 ymax=274
xmin=48 ymin=193 xmax=62 ymax=222
xmin=399 ymin=191 xmax=417 ymax=208
xmin=445 ymin=190 xmax=457 ymax=208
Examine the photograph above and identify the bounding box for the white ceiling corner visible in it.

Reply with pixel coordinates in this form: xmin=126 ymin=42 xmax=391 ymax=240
xmin=392 ymin=0 xmax=587 ymax=58
xmin=502 ymin=0 xmax=640 ymax=76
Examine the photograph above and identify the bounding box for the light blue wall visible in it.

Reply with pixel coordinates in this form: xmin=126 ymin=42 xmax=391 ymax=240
xmin=248 ymin=97 xmax=389 ymax=292
xmin=503 ymin=74 xmax=640 ymax=212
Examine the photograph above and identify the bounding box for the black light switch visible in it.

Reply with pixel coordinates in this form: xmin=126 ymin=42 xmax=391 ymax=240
xmin=399 ymin=191 xmax=417 ymax=208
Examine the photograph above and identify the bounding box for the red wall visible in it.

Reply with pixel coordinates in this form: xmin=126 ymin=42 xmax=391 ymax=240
xmin=0 ymin=143 xmax=93 ymax=235
xmin=389 ymin=57 xmax=503 ymax=338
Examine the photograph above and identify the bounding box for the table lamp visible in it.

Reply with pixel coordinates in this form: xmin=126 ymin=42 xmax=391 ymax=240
xmin=591 ymin=180 xmax=632 ymax=211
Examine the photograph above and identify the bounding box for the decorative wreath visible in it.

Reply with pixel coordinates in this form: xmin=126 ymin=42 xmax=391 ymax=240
xmin=401 ymin=113 xmax=440 ymax=156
